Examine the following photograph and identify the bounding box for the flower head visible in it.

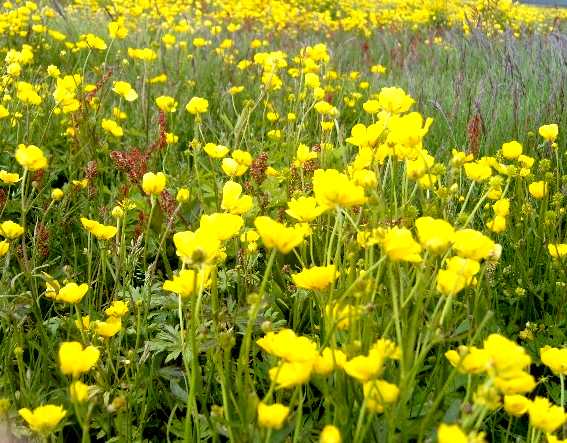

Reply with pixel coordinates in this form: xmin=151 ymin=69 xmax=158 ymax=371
xmin=381 ymin=227 xmax=422 ymax=263
xmin=529 ymin=397 xmax=566 ymax=433
xmin=186 ymin=96 xmax=209 ymax=115
xmin=254 ymin=216 xmax=305 ymax=254
xmin=286 ymin=196 xmax=327 ymax=222
xmin=221 ymin=181 xmax=253 ymax=215
xmin=56 ymin=282 xmax=89 ymax=304
xmin=59 ymin=341 xmax=100 ymax=378
xmin=257 ymin=402 xmax=289 ymax=430
xmin=104 ymin=300 xmax=129 ymax=318
xmin=539 ymin=124 xmax=558 ymax=143
xmin=19 ymin=405 xmax=66 ymax=434
xmin=363 ymin=379 xmax=399 ymax=413
xmin=15 ymin=144 xmax=47 ymax=171
xmin=320 ymin=424 xmax=342 ymax=443
xmin=415 ymin=217 xmax=454 ymax=254
xmin=313 ymin=169 xmax=366 ymax=209
xmin=112 ymin=81 xmax=137 ymax=101
xmin=81 ymin=217 xmax=117 ymax=240
xmin=142 ymin=171 xmax=166 ymax=195
xmin=0 ymin=220 xmax=24 ymax=239
xmin=292 ymin=265 xmax=338 ymax=291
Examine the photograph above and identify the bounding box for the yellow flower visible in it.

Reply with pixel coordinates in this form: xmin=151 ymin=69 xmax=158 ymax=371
xmin=221 ymin=181 xmax=253 ymax=215
xmin=73 ymin=179 xmax=88 ymax=189
xmin=487 ymin=215 xmax=507 ymax=233
xmin=51 ymin=188 xmax=64 ymax=200
xmin=173 ymin=228 xmax=221 ymax=265
xmin=326 ymin=303 xmax=364 ymax=331
xmin=518 ymin=154 xmax=535 ymax=168
xmin=446 ymin=256 xmax=480 ymax=282
xmin=0 ymin=240 xmax=9 ymax=257
xmin=18 ymin=405 xmax=66 ymax=434
xmin=221 ymin=150 xmax=252 ymax=177
xmin=445 ymin=346 xmax=490 ymax=374
xmin=193 ymin=37 xmax=209 ymax=48
xmin=104 ymin=300 xmax=129 ymax=317
xmin=381 ymin=227 xmax=422 ymax=263
xmin=94 ymin=316 xmax=122 ymax=338
xmin=415 ymin=217 xmax=454 ymax=254
xmin=15 ymin=144 xmax=48 ymax=171
xmin=451 ymin=149 xmax=474 ymax=168
xmin=320 ymin=424 xmax=342 ymax=443
xmin=108 ymin=21 xmax=128 ymax=39
xmin=292 ymin=265 xmax=338 ymax=291
xmin=56 ymin=282 xmax=88 ymax=304
xmin=504 ymin=395 xmax=530 ymax=417
xmin=204 ymin=143 xmax=230 ymax=159
xmin=343 ymin=351 xmax=385 ymax=382
xmin=163 ymin=268 xmax=211 ymax=298
xmin=112 ymin=81 xmax=138 ymax=102
xmin=257 ymin=329 xmax=318 ymax=362
xmin=128 ymin=47 xmax=157 ymax=61
xmin=548 ymin=244 xmax=567 ymax=258
xmin=313 ymin=169 xmax=366 ymax=209
xmin=501 ymin=140 xmax=522 ymax=160
xmin=452 ymin=229 xmax=495 ymax=261
xmin=80 ymin=217 xmax=118 ymax=240
xmin=254 ymin=216 xmax=305 ymax=254
xmin=286 ymin=196 xmax=327 ymax=222
xmin=377 ymin=86 xmax=414 ymax=114
xmin=155 ymin=95 xmax=177 ymax=112
xmin=540 ymin=346 xmax=567 ymax=375
xmin=0 ymin=170 xmax=20 ymax=184
xmin=111 ymin=206 xmax=124 ymax=218
xmin=293 ymin=143 xmax=318 ymax=167
xmin=345 ymin=123 xmax=384 ymax=149
xmin=59 ymin=341 xmax=100 ymax=378
xmin=101 ymin=118 xmax=123 ymax=137
xmin=372 ymin=338 xmax=401 ymax=360
xmin=166 ymin=134 xmax=178 ymax=146
xmin=437 ymin=424 xmax=468 ymax=443
xmin=406 ymin=151 xmax=435 ymax=180
xmin=200 ymin=213 xmax=243 ymax=241
xmin=539 ymin=124 xmax=559 ymax=143
xmin=529 ymin=397 xmax=566 ymax=433
xmin=229 ymin=86 xmax=244 ymax=95
xmin=371 ymin=64 xmax=387 ymax=74
xmin=0 ymin=220 xmax=24 ymax=239
xmin=176 ymin=188 xmax=190 ymax=203
xmin=186 ymin=96 xmax=209 ymax=115
xmin=69 ymin=381 xmax=89 ymax=403
xmin=257 ymin=402 xmax=289 ymax=430
xmin=363 ymin=379 xmax=399 ymax=413
xmin=548 ymin=434 xmax=567 ymax=443
xmin=269 ymin=360 xmax=313 ymax=388
xmin=16 ymin=81 xmax=42 ymax=105
xmin=142 ymin=171 xmax=166 ymax=195
xmin=313 ymin=348 xmax=347 ymax=376
xmin=493 ymin=198 xmax=510 ymax=217
xmin=464 ymin=161 xmax=492 ymax=182
xmin=363 ymin=99 xmax=380 ymax=114
xmin=352 ymin=169 xmax=378 ymax=188
xmin=75 ymin=315 xmax=90 ymax=331
xmin=483 ymin=334 xmax=531 ymax=371
xmin=529 ymin=181 xmax=548 ymax=199
xmin=436 ymin=269 xmax=467 ymax=296
xmin=494 ymin=370 xmax=536 ymax=395
xmin=84 ymin=33 xmax=107 ymax=50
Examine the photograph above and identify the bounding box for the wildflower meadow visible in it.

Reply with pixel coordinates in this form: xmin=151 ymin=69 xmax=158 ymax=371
xmin=1 ymin=0 xmax=567 ymax=442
